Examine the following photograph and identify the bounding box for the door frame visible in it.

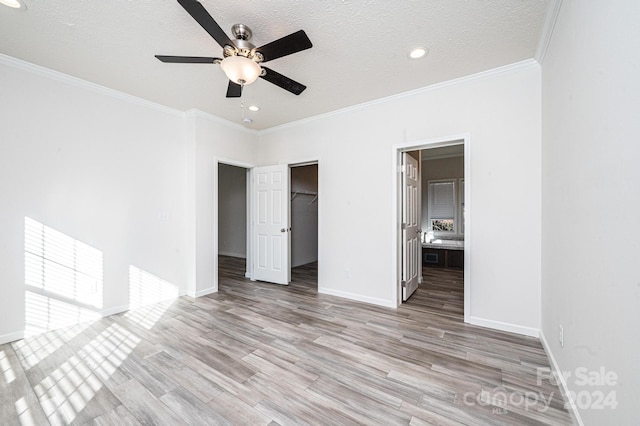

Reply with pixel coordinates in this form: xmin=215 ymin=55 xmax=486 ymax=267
xmin=391 ymin=133 xmax=471 ymax=322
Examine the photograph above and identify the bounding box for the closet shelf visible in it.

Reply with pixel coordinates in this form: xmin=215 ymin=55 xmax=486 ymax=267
xmin=291 ymin=190 xmax=318 ymax=205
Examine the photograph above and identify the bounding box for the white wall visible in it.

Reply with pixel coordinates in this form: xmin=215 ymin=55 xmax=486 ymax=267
xmin=259 ymin=62 xmax=542 ymax=333
xmin=291 ymin=164 xmax=318 ymax=267
xmin=217 ymin=164 xmax=247 ymax=258
xmin=0 ymin=57 xmax=188 ymax=342
xmin=541 ymin=1 xmax=640 ymax=424
xmin=0 ymin=57 xmax=260 ymax=343
xmin=187 ymin=111 xmax=258 ymax=297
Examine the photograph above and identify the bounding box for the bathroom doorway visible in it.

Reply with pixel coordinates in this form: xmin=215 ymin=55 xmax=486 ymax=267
xmin=394 ymin=135 xmax=470 ymax=322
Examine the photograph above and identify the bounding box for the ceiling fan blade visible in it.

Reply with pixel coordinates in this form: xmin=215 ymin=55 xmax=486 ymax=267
xmin=255 ymin=30 xmax=312 ymax=63
xmin=177 ymin=0 xmax=234 ymax=48
xmin=155 ymin=55 xmax=220 ymax=63
xmin=260 ymin=66 xmax=307 ymax=95
xmin=226 ymin=81 xmax=242 ymax=98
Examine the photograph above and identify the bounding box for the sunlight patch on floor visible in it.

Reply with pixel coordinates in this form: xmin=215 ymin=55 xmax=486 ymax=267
xmin=14 ymin=396 xmax=35 ymax=425
xmin=12 ymin=324 xmax=89 ymax=370
xmin=29 ymin=322 xmax=140 ymax=424
xmin=78 ymin=322 xmax=141 ymax=382
xmin=0 ymin=350 xmax=16 ymax=384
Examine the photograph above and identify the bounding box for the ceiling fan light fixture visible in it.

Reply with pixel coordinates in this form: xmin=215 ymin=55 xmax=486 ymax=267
xmin=0 ymin=0 xmax=24 ymax=9
xmin=220 ymin=55 xmax=261 ymax=86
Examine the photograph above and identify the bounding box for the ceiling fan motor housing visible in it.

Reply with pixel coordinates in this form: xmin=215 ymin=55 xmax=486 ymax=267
xmin=226 ymin=24 xmax=264 ymax=62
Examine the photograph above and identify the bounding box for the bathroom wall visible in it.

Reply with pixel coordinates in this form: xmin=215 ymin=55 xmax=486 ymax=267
xmin=421 ymin=153 xmax=465 ymax=237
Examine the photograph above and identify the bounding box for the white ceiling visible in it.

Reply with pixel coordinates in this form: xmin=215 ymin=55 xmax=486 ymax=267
xmin=0 ymin=0 xmax=547 ymax=130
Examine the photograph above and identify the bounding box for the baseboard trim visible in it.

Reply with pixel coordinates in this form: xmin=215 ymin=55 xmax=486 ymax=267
xmin=0 ymin=330 xmax=24 ymax=345
xmin=468 ymin=316 xmax=539 ymax=337
xmin=100 ymin=304 xmax=129 ymax=317
xmin=318 ymin=287 xmax=396 ymax=308
xmin=0 ymin=293 xmax=192 ymax=345
xmin=539 ymin=330 xmax=583 ymax=426
xmin=187 ymin=286 xmax=217 ymax=298
xmin=218 ymin=251 xmax=246 ymax=259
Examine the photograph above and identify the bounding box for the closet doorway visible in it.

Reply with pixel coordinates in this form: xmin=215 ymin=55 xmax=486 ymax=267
xmin=217 ymin=161 xmax=319 ymax=289
xmin=290 ymin=163 xmax=319 ymax=286
xmin=218 ymin=162 xmax=250 ymax=281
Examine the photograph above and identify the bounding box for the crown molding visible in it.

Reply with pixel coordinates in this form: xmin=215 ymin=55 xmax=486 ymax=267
xmin=1 ymin=54 xmax=261 ymax=136
xmin=535 ymin=0 xmax=564 ymax=64
xmin=260 ymin=59 xmax=540 ymax=135
xmin=184 ymin=109 xmax=259 ymax=135
xmin=2 ymin=53 xmax=541 ymax=137
xmin=0 ymin=54 xmax=184 ymax=117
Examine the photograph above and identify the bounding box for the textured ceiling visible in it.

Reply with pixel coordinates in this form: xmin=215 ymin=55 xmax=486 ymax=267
xmin=0 ymin=0 xmax=547 ymax=129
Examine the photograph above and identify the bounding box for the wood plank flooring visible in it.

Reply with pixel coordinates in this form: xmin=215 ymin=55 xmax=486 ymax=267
xmin=0 ymin=257 xmax=573 ymax=425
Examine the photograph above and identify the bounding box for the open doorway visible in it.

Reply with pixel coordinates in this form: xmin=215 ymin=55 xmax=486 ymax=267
xmin=217 ymin=162 xmax=250 ymax=283
xmin=290 ymin=163 xmax=319 ymax=288
xmin=417 ymin=145 xmax=465 ymax=318
xmin=394 ymin=135 xmax=470 ymax=322
xmin=217 ymin=161 xmax=319 ymax=290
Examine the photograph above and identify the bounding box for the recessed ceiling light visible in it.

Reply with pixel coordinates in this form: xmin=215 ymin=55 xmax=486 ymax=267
xmin=248 ymin=105 xmax=260 ymax=112
xmin=409 ymin=48 xmax=427 ymax=59
xmin=0 ymin=0 xmax=25 ymax=9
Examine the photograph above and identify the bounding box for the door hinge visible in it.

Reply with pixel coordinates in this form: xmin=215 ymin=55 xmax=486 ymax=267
xmin=401 ymin=280 xmax=406 ymax=288
xmin=399 ymin=165 xmax=406 ymax=174
xmin=401 ymin=223 xmax=407 ymax=230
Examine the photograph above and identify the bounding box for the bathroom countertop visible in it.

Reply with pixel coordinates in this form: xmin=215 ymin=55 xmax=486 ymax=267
xmin=422 ymin=240 xmax=464 ymax=251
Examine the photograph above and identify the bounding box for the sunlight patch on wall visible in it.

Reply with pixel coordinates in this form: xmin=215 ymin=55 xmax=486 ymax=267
xmin=124 ymin=299 xmax=176 ymax=330
xmin=24 ymin=217 xmax=104 ymax=336
xmin=126 ymin=265 xmax=178 ymax=329
xmin=24 ymin=293 xmax=100 ymax=338
xmin=128 ymin=265 xmax=178 ymax=309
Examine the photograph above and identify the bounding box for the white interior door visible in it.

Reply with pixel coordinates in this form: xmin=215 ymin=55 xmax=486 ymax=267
xmin=251 ymin=164 xmax=290 ymax=285
xmin=402 ymin=153 xmax=421 ymax=301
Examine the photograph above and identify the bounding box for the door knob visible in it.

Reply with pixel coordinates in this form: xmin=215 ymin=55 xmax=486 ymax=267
xmin=281 ymin=228 xmax=286 ymax=232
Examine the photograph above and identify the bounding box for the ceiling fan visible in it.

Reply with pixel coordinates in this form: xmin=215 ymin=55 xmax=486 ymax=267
xmin=155 ymin=0 xmax=312 ymax=98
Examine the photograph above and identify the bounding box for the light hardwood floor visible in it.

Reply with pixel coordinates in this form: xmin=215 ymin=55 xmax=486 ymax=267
xmin=0 ymin=257 xmax=573 ymax=425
